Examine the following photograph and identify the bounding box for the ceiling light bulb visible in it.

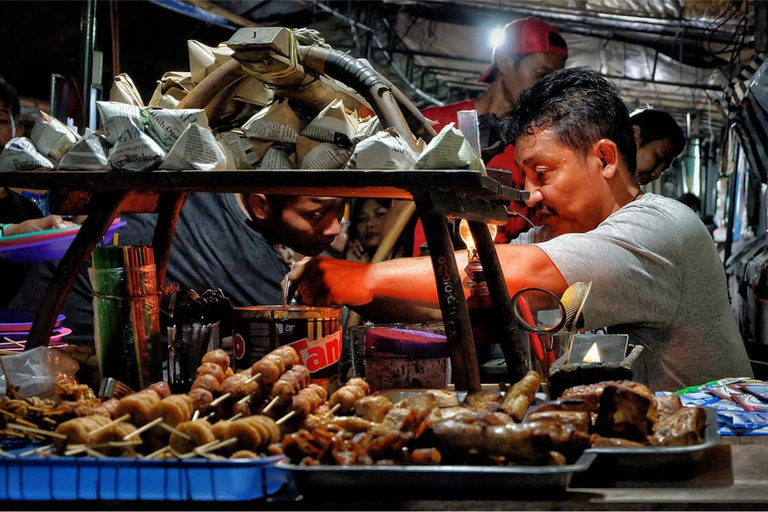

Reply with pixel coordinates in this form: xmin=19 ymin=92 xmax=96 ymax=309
xmin=490 ymin=27 xmax=505 ymax=49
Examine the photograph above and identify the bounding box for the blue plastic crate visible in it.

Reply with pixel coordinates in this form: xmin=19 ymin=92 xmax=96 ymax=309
xmin=0 ymin=451 xmax=287 ymax=501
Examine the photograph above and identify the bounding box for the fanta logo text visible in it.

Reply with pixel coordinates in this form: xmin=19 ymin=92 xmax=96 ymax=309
xmin=287 ymin=330 xmax=341 ymax=372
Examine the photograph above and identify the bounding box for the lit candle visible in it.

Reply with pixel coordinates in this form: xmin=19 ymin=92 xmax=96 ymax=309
xmin=582 ymin=342 xmax=601 ymax=363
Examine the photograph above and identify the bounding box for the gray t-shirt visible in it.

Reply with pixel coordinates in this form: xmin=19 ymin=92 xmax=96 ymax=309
xmin=537 ymin=193 xmax=753 ymax=391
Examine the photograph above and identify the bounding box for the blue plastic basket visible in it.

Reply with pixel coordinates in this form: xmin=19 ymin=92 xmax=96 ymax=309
xmin=0 ymin=452 xmax=288 ymax=501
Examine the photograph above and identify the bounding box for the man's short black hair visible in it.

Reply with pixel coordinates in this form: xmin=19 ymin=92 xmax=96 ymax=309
xmin=0 ymin=75 xmax=20 ymax=120
xmin=631 ymin=109 xmax=686 ymax=158
xmin=506 ymin=67 xmax=637 ymax=174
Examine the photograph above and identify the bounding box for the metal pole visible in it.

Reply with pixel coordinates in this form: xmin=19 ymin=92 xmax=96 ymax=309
xmin=80 ymin=0 xmax=96 ymax=133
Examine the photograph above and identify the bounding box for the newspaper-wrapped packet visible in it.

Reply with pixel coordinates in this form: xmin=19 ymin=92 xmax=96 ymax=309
xmin=242 ymin=99 xmax=302 ymax=143
xmin=297 ymin=136 xmax=351 ymax=169
xmin=188 ymin=40 xmax=273 ymax=106
xmin=301 ymin=99 xmax=358 ymax=148
xmin=148 ymin=71 xmax=193 ymax=109
xmin=259 ymin=146 xmax=295 ymax=169
xmin=108 ymin=122 xmax=166 ymax=171
xmin=0 ymin=137 xmax=55 ymax=171
xmin=144 ymin=108 xmax=209 ymax=151
xmin=354 ymin=115 xmax=383 ymax=143
xmin=30 ymin=112 xmax=80 ymax=164
xmin=97 ymin=101 xmax=146 ymax=145
xmin=218 ymin=130 xmax=273 ymax=169
xmin=161 ymin=124 xmax=227 ymax=171
xmin=345 ymin=128 xmax=418 ymax=170
xmin=413 ymin=123 xmax=485 ymax=174
xmin=58 ymin=129 xmax=111 ymax=171
xmin=110 ymin=73 xmax=145 ymax=107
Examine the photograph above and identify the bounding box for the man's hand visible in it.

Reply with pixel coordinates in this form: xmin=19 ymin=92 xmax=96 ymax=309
xmin=285 ymin=256 xmax=374 ymax=306
xmin=3 ymin=215 xmax=77 ymax=237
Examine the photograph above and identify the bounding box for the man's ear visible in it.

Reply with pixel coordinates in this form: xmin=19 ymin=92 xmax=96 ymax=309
xmin=594 ymin=139 xmax=620 ymax=179
xmin=495 ymin=56 xmax=516 ymax=77
xmin=633 ymin=125 xmax=642 ymax=147
xmin=246 ymin=193 xmax=271 ymax=221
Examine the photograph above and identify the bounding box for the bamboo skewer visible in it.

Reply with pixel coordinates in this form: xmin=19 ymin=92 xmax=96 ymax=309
xmin=122 ymin=417 xmax=163 ymax=440
xmin=275 ymin=410 xmax=296 ymax=426
xmin=2 ymin=337 xmax=26 ymax=348
xmin=244 ymin=372 xmax=262 ymax=384
xmin=195 ymin=437 xmax=237 ymax=455
xmin=19 ymin=444 xmax=53 ymax=458
xmin=236 ymin=395 xmax=252 ymax=405
xmin=8 ymin=423 xmax=66 ymax=440
xmin=191 ymin=410 xmax=200 ymax=421
xmin=209 ymin=392 xmax=231 ymax=407
xmin=325 ymin=404 xmax=341 ymax=417
xmin=87 ymin=413 xmax=130 ymax=438
xmin=261 ymin=396 xmax=279 ymax=414
xmin=160 ymin=422 xmax=192 ymax=441
xmin=145 ymin=446 xmax=170 ymax=459
xmin=0 ymin=448 xmax=17 ymax=459
xmin=229 ymin=412 xmax=243 ymax=421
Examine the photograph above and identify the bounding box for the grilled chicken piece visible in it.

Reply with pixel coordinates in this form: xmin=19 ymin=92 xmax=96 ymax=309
xmin=354 ymin=395 xmax=393 ymax=423
xmin=650 ymin=406 xmax=707 ymax=446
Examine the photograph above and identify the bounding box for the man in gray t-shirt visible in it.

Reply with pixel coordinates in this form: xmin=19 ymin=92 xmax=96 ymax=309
xmin=286 ymin=68 xmax=753 ymax=391
xmin=537 ymin=193 xmax=752 ymax=390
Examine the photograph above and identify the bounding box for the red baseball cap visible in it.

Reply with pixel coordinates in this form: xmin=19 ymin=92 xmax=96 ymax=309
xmin=479 ymin=17 xmax=568 ymax=83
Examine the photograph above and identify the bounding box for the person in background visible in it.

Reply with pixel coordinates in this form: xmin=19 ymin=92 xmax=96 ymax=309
xmin=0 ymin=75 xmax=73 ymax=306
xmin=413 ymin=17 xmax=568 ymax=251
xmin=346 ymin=198 xmax=393 ymax=263
xmin=12 ymin=192 xmax=344 ymax=344
xmin=287 ymin=67 xmax=753 ymax=391
xmin=632 ymin=109 xmax=687 ymax=186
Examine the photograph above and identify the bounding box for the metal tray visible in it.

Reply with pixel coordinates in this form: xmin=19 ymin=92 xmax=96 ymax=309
xmin=278 ymin=452 xmax=596 ymax=497
xmin=584 ymin=407 xmax=719 ymax=479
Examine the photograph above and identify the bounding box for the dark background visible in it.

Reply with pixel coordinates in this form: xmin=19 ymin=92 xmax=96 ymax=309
xmin=1 ymin=1 xmax=232 ymax=106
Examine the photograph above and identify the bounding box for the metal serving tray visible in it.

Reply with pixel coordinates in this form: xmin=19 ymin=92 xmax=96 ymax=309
xmin=584 ymin=406 xmax=719 ymax=479
xmin=278 ymin=452 xmax=596 ymax=497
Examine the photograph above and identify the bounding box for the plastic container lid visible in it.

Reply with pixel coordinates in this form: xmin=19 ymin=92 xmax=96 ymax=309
xmin=0 ymin=309 xmax=65 ymax=332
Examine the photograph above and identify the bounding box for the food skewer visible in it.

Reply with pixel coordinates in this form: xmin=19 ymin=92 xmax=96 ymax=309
xmin=276 ymin=384 xmax=328 ymax=426
xmin=261 ymin=396 xmax=280 ymax=414
xmin=9 ymin=423 xmax=67 ymax=440
xmin=122 ymin=417 xmax=163 ymax=440
xmin=326 ymin=378 xmax=370 ymax=416
xmin=87 ymin=413 xmax=131 ymax=438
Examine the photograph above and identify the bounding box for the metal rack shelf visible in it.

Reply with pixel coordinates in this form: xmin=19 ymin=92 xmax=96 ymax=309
xmin=0 ymin=168 xmax=529 ymax=391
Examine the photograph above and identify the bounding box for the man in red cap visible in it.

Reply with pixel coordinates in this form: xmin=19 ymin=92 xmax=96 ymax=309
xmin=413 ymin=17 xmax=568 ymax=250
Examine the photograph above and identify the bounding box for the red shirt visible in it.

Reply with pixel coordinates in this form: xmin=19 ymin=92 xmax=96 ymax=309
xmin=412 ymin=101 xmax=534 ymax=254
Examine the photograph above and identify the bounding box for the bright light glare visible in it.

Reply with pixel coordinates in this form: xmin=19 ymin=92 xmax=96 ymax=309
xmin=490 ymin=27 xmax=505 ymax=49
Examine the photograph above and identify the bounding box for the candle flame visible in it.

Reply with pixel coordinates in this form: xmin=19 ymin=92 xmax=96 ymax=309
xmin=582 ymin=342 xmax=601 ymax=363
xmin=459 ymin=219 xmax=498 ymax=260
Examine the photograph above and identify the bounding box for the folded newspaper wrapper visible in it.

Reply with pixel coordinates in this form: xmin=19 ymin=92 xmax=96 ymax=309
xmin=259 ymin=146 xmax=295 ymax=169
xmin=30 ymin=112 xmax=80 ymax=164
xmin=0 ymin=137 xmax=55 ymax=171
xmin=301 ymin=99 xmax=358 ymax=148
xmin=345 ymin=128 xmax=418 ymax=170
xmin=218 ymin=130 xmax=273 ymax=169
xmin=97 ymin=101 xmax=145 ymax=145
xmin=161 ymin=123 xmax=227 ymax=171
xmin=110 ymin=73 xmax=145 ymax=107
xmin=297 ymin=136 xmax=352 ymax=169
xmin=243 ymin=99 xmax=302 ymax=143
xmin=354 ymin=115 xmax=384 ymax=143
xmin=145 ymin=108 xmax=209 ymax=151
xmin=188 ymin=40 xmax=273 ymax=106
xmin=108 ymin=122 xmax=167 ymax=171
xmin=58 ymin=129 xmax=111 ymax=171
xmin=413 ymin=123 xmax=485 ymax=174
xmin=148 ymin=71 xmax=193 ymax=109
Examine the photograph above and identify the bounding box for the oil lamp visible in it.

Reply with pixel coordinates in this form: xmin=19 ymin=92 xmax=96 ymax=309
xmin=458 ymin=219 xmax=498 ymax=367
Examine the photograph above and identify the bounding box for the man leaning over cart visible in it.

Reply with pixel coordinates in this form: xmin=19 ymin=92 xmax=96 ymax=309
xmin=286 ymin=67 xmax=753 ymax=392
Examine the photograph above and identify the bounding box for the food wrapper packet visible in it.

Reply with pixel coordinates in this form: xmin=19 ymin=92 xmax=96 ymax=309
xmin=161 ymin=123 xmax=227 ymax=171
xmin=97 ymin=101 xmax=146 ymax=145
xmin=110 ymin=73 xmax=145 ymax=107
xmin=218 ymin=129 xmax=273 ymax=169
xmin=0 ymin=347 xmax=79 ymax=399
xmin=259 ymin=146 xmax=295 ymax=169
xmin=345 ymin=128 xmax=418 ymax=170
xmin=144 ymin=107 xmax=209 ymax=151
xmin=58 ymin=128 xmax=111 ymax=171
xmin=0 ymin=137 xmax=55 ymax=171
xmin=108 ymin=121 xmax=166 ymax=171
xmin=297 ymin=136 xmax=351 ymax=170
xmin=30 ymin=111 xmax=80 ymax=163
xmin=242 ymin=99 xmax=302 ymax=144
xmin=354 ymin=115 xmax=383 ymax=144
xmin=413 ymin=123 xmax=485 ymax=174
xmin=302 ymin=99 xmax=358 ymax=148
xmin=148 ymin=71 xmax=193 ymax=109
